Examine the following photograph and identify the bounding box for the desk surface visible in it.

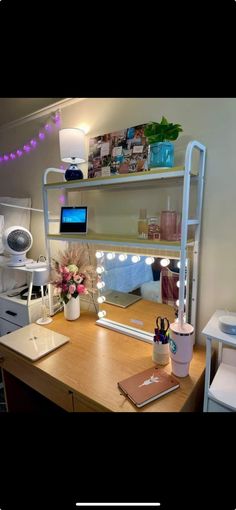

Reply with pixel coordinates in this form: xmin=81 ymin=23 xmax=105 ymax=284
xmin=0 ymin=311 xmax=206 ymax=412
xmin=103 ymin=299 xmax=176 ymax=335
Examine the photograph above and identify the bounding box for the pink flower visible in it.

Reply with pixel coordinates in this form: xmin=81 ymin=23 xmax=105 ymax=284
xmin=69 ymin=284 xmax=76 ymax=294
xmin=60 ymin=265 xmax=69 ymax=274
xmin=77 ymin=284 xmax=85 ymax=294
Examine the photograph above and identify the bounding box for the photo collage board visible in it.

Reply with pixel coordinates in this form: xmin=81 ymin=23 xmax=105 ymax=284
xmin=88 ymin=123 xmax=149 ymax=179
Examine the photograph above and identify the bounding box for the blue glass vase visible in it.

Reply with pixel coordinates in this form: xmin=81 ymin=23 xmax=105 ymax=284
xmin=148 ymin=142 xmax=174 ymax=168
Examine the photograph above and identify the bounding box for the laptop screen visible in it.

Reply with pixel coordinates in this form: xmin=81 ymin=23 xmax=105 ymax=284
xmin=60 ymin=206 xmax=87 ymax=233
xmin=104 ymin=289 xmax=142 ymax=308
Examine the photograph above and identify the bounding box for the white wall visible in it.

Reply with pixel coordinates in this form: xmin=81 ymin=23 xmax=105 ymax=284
xmin=0 ymin=98 xmax=236 ymax=342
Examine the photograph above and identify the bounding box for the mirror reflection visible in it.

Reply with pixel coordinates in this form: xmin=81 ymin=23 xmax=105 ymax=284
xmin=96 ymin=251 xmax=189 ymax=339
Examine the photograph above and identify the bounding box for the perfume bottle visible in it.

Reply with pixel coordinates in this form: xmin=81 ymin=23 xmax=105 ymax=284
xmin=148 ymin=216 xmax=160 ymax=240
xmin=138 ymin=208 xmax=148 ymax=239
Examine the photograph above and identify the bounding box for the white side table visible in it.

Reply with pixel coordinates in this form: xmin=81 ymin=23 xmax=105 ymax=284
xmin=202 ymin=310 xmax=236 ymax=412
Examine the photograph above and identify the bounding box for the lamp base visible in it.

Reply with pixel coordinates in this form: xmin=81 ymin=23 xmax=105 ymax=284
xmin=36 ymin=317 xmax=53 ymax=325
xmin=65 ymin=164 xmax=83 ymax=181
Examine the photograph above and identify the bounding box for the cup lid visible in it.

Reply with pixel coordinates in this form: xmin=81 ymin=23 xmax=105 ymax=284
xmin=170 ymin=322 xmax=194 ymax=336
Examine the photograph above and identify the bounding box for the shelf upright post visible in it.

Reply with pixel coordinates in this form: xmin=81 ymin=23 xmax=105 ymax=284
xmin=43 ymin=168 xmax=66 ymax=317
xmin=178 ymin=141 xmax=206 ymax=339
xmin=42 ymin=168 xmax=65 ymax=264
xmin=190 ymin=144 xmax=206 ymax=330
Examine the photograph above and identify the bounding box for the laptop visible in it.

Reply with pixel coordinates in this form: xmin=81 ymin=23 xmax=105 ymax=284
xmin=104 ymin=289 xmax=142 ymax=308
xmin=0 ymin=323 xmax=70 ymax=361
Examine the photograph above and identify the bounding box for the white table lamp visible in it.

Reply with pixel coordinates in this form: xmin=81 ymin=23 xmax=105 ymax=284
xmin=59 ymin=128 xmax=86 ymax=181
xmin=34 ymin=268 xmax=53 ymax=325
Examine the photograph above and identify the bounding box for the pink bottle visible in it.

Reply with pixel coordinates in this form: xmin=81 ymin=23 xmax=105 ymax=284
xmin=160 ymin=210 xmax=177 ymax=241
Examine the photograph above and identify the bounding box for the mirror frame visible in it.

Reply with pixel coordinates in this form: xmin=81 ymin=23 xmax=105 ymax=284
xmin=95 ymin=246 xmax=190 ymax=344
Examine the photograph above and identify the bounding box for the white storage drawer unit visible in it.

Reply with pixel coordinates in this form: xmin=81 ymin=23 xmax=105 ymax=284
xmin=0 ymin=292 xmax=42 ymax=334
xmin=0 ymin=318 xmax=20 ymax=336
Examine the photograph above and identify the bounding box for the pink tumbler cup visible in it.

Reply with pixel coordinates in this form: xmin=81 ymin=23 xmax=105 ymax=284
xmin=160 ymin=211 xmax=177 ymax=241
xmin=169 ymin=322 xmax=194 ymax=377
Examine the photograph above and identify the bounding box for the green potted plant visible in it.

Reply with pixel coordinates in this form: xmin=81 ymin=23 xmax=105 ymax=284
xmin=144 ymin=117 xmax=183 ymax=168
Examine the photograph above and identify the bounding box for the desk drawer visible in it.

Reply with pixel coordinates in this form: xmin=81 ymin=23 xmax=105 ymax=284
xmin=73 ymin=394 xmax=110 ymax=412
xmin=0 ymin=297 xmax=29 ymax=326
xmin=0 ymin=348 xmax=73 ymax=412
xmin=0 ymin=318 xmax=21 ymax=336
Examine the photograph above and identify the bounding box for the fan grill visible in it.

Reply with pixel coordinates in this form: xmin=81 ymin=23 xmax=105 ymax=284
xmin=7 ymin=229 xmax=32 ymax=252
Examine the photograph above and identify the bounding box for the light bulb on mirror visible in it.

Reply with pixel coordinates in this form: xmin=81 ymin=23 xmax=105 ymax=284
xmin=98 ymin=310 xmax=106 ymax=319
xmin=96 ymin=266 xmax=104 ymax=274
xmin=118 ymin=253 xmax=127 ymax=262
xmin=95 ymin=251 xmax=104 ymax=259
xmin=97 ymin=281 xmax=105 ymax=289
xmin=145 ymin=257 xmax=154 ymax=265
xmin=97 ymin=296 xmax=106 ymax=304
xmin=176 ymin=280 xmax=187 ymax=288
xmin=177 ymin=260 xmax=188 ymax=269
xmin=160 ymin=258 xmax=170 ymax=267
xmin=131 ymin=255 xmax=140 ymax=263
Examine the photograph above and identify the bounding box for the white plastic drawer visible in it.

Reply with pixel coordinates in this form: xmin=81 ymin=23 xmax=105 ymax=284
xmin=208 ymin=398 xmax=232 ymax=412
xmin=0 ymin=318 xmax=21 ymax=336
xmin=0 ymin=297 xmax=29 ymax=327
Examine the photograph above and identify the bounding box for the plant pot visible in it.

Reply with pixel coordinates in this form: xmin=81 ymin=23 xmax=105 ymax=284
xmin=64 ymin=295 xmax=80 ymax=320
xmin=148 ymin=142 xmax=174 ymax=168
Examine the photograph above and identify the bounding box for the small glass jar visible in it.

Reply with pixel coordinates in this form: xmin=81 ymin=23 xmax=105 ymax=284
xmin=148 ymin=217 xmax=160 ymax=240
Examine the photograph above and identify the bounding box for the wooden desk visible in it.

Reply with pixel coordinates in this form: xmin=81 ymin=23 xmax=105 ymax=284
xmin=0 ymin=311 xmax=206 ymax=412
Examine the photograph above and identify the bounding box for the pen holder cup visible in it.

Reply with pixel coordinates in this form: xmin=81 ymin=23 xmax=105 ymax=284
xmin=152 ymin=341 xmax=170 ymax=365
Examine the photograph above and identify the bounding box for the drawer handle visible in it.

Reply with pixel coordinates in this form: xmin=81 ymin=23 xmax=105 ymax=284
xmin=0 ymin=355 xmax=5 ymax=363
xmin=6 ymin=310 xmax=17 ymax=316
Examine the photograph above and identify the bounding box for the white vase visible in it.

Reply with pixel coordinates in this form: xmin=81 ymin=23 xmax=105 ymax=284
xmin=64 ymin=295 xmax=80 ymax=320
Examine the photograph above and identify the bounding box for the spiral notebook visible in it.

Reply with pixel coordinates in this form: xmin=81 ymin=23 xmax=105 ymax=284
xmin=118 ymin=366 xmax=180 ymax=408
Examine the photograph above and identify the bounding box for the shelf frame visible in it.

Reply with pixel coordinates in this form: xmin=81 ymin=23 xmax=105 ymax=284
xmin=42 ymin=140 xmax=206 ymax=342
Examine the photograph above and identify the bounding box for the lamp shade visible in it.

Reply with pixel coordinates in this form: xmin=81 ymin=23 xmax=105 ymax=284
xmin=59 ymin=128 xmax=86 ymax=164
xmin=32 ymin=268 xmax=50 ymax=286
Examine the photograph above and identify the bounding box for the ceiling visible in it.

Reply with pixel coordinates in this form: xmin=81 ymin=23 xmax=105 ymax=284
xmin=0 ymin=98 xmax=65 ymax=127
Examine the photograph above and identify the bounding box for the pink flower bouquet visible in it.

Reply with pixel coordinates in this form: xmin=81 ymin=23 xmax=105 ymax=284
xmin=51 ymin=245 xmax=96 ymax=304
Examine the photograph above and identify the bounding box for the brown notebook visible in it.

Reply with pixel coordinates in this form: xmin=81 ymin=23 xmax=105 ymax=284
xmin=118 ymin=366 xmax=180 ymax=408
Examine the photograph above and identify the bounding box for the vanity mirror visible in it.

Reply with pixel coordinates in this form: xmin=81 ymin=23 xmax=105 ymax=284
xmin=95 ymin=249 xmax=190 ymax=343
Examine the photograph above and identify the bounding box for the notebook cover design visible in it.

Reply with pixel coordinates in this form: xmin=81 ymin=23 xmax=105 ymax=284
xmin=118 ymin=366 xmax=180 ymax=408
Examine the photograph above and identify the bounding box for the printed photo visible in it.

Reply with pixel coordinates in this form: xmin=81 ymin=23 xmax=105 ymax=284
xmin=88 ymin=123 xmax=149 ymax=178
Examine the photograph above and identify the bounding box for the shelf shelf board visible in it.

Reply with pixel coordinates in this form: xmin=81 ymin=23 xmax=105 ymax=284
xmin=47 ymin=232 xmax=194 ymax=250
xmin=44 ymin=166 xmax=185 ymax=191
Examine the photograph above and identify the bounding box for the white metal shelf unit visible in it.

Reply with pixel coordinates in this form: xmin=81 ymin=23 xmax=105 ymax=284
xmin=202 ymin=310 xmax=236 ymax=412
xmin=42 ymin=140 xmax=206 ymax=336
